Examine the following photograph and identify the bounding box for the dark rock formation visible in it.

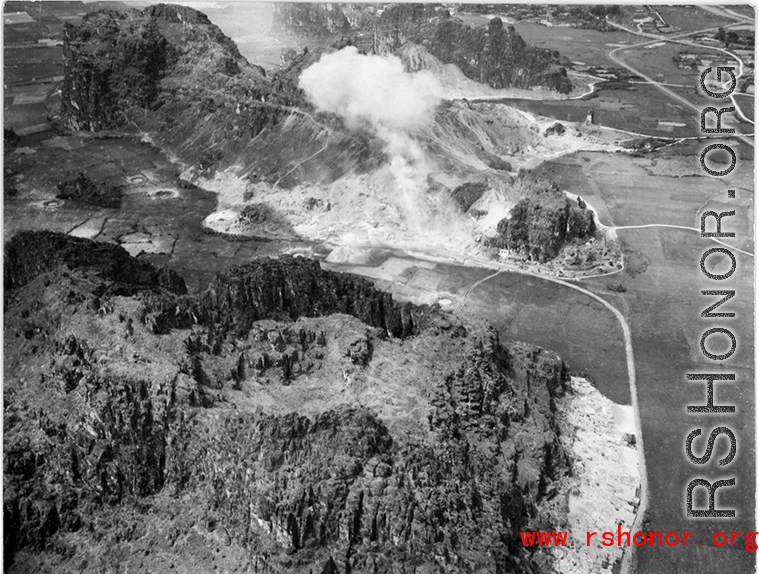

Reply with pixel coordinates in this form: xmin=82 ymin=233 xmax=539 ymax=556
xmin=4 ymin=231 xmax=573 ymax=573
xmin=173 ymin=337 xmax=569 ymax=573
xmin=5 ymin=128 xmax=19 ymax=150
xmin=493 ymin=173 xmax=596 ymax=262
xmin=59 ymin=5 xmax=286 ymax=133
xmin=56 ymin=172 xmax=122 ymax=208
xmin=273 ymin=3 xmax=573 ymax=93
xmin=4 ymin=166 xmax=19 ymax=198
xmin=404 ymin=15 xmax=571 ymax=93
xmin=451 ymin=181 xmax=488 ymax=212
xmin=56 ymin=5 xmax=382 ymax=186
xmin=544 ymin=122 xmax=566 ymax=137
xmin=147 ymin=255 xmax=434 ymax=340
xmin=4 ymin=230 xmax=187 ymax=296
xmin=271 ymin=2 xmax=351 ymax=37
xmin=61 ymin=9 xmax=170 ymax=131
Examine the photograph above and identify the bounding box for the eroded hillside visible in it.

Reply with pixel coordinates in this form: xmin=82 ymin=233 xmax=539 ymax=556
xmin=51 ymin=4 xmax=624 ymax=270
xmin=5 ymin=231 xmax=574 ymax=573
xmin=272 ymin=3 xmax=573 ymax=93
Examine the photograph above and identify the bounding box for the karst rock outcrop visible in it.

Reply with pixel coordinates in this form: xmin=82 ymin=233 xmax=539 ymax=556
xmin=5 ymin=231 xmax=573 ymax=573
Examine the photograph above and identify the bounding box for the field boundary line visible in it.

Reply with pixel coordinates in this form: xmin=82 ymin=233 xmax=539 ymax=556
xmin=609 ymin=224 xmax=754 ymax=258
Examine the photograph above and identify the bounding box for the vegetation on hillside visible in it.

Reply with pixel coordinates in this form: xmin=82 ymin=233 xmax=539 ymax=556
xmin=490 ymin=172 xmax=595 ymax=262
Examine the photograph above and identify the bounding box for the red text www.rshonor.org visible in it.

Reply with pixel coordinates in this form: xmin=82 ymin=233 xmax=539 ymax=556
xmin=520 ymin=527 xmax=759 ymax=550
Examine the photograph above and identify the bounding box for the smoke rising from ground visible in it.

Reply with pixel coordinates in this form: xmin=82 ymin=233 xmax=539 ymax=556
xmin=299 ymin=46 xmax=441 ymax=132
xmin=299 ymin=47 xmax=444 ymax=228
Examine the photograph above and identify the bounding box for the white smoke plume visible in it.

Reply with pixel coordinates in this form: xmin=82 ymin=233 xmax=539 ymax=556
xmin=299 ymin=47 xmax=443 ymax=225
xmin=299 ymin=46 xmax=441 ymax=132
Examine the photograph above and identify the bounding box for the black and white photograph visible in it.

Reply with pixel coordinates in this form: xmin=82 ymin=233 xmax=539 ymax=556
xmin=2 ymin=2 xmax=755 ymax=573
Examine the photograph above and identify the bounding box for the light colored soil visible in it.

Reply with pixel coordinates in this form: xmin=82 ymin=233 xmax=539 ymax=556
xmin=553 ymin=377 xmax=640 ymax=573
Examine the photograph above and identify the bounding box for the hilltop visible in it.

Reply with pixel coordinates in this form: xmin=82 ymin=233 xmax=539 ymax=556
xmin=5 ymin=231 xmax=573 ymax=573
xmin=272 ymin=3 xmax=573 ymax=93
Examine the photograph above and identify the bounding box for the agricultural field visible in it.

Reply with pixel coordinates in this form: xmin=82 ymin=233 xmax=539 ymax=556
xmin=617 ymin=41 xmax=712 ymax=86
xmin=728 ymin=5 xmax=756 ymax=19
xmin=4 ymin=45 xmax=61 ymax=83
xmin=478 ymin=82 xmax=701 ymax=137
xmin=3 ymin=44 xmax=62 ymax=131
xmin=734 ymin=93 xmax=755 ymax=121
xmin=511 ymin=21 xmax=640 ymax=68
xmin=534 ymin=147 xmax=753 ymax=230
xmin=455 ymin=266 xmax=631 ymax=404
xmin=535 ymin=147 xmax=755 ymax=573
xmin=655 ymin=4 xmax=741 ymax=31
xmin=3 ymin=132 xmax=282 ymax=291
xmin=616 ymin=228 xmax=753 ymax=574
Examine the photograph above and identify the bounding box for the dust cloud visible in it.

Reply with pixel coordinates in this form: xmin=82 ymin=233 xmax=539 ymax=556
xmin=299 ymin=47 xmax=443 ymax=224
xmin=298 ymin=46 xmax=441 ymax=132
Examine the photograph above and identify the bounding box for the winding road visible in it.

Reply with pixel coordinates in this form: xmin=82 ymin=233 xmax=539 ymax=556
xmin=451 ymin=140 xmax=754 ymax=573
xmin=605 ymin=19 xmax=755 ymax=145
xmin=447 ymin=248 xmax=646 ymax=574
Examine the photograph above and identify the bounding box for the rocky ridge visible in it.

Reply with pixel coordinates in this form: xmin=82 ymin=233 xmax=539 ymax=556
xmin=272 ymin=3 xmax=573 ymax=93
xmin=56 ymin=3 xmax=574 ymax=191
xmin=5 ymin=231 xmax=576 ymax=573
xmin=4 ymin=230 xmax=187 ymax=296
xmin=57 ymin=4 xmax=380 ymax=185
xmin=271 ymin=3 xmax=352 ymax=37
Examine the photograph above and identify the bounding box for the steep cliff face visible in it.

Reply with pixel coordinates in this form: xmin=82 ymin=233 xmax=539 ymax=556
xmin=272 ymin=3 xmax=572 ymax=93
xmin=5 ymin=231 xmax=572 ymax=573
xmin=491 ymin=174 xmax=596 ymax=262
xmin=271 ymin=2 xmax=352 ymax=37
xmin=61 ymin=9 xmax=171 ymax=131
xmin=148 ymin=256 xmax=435 ymax=340
xmin=59 ymin=6 xmax=269 ymax=128
xmin=379 ymin=8 xmax=571 ymax=92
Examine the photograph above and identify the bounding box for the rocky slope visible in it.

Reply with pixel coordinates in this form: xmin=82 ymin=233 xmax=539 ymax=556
xmin=56 ymin=4 xmax=573 ymax=187
xmin=149 ymin=255 xmax=437 ymax=340
xmin=4 ymin=230 xmax=187 ymax=296
xmin=5 ymin=231 xmax=575 ymax=573
xmin=271 ymin=2 xmax=351 ymax=37
xmin=488 ymin=173 xmax=596 ymax=262
xmin=57 ymin=4 xmax=378 ymax=184
xmin=273 ymin=3 xmax=573 ymax=93
xmin=52 ymin=3 xmax=624 ymax=268
xmin=379 ymin=8 xmax=572 ymax=93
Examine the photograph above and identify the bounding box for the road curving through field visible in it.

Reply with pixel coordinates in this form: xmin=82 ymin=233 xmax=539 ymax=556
xmin=605 ymin=20 xmax=755 ymax=138
xmin=448 ymin=245 xmax=646 ymax=574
